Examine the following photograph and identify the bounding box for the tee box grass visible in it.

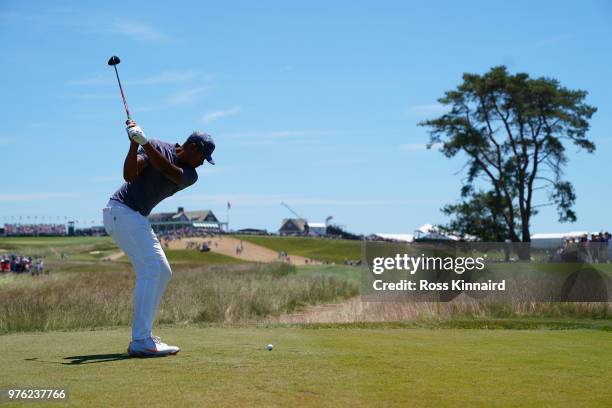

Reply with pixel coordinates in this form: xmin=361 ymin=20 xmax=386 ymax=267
xmin=1 ymin=326 xmax=610 ymax=407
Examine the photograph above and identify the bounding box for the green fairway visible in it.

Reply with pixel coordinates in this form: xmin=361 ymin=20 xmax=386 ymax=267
xmin=0 ymin=236 xmax=118 ymax=261
xmin=0 ymin=237 xmax=114 ymax=248
xmin=0 ymin=235 xmax=365 ymax=264
xmin=0 ymin=237 xmax=245 ymax=264
xmin=1 ymin=326 xmax=610 ymax=407
xmin=235 ymin=235 xmax=362 ymax=264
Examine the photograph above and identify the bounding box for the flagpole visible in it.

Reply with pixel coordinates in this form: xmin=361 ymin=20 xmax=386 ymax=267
xmin=226 ymin=202 xmax=230 ymax=233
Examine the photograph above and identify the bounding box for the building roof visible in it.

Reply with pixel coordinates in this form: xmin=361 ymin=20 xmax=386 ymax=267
xmin=148 ymin=212 xmax=176 ymax=222
xmin=280 ymin=218 xmax=308 ymax=231
xmin=184 ymin=210 xmax=216 ymax=222
xmin=148 ymin=208 xmax=218 ymax=223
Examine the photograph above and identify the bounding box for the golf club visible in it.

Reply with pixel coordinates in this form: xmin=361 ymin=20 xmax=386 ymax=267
xmin=107 ymin=55 xmax=132 ymax=121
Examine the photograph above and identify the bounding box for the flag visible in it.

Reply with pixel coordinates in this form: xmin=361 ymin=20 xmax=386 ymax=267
xmin=227 ymin=202 xmax=231 ymax=209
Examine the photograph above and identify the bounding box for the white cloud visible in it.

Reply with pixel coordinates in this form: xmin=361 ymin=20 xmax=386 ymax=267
xmin=288 ymin=197 xmax=415 ymax=206
xmin=1 ymin=11 xmax=172 ymax=43
xmin=295 ymin=157 xmax=370 ymax=167
xmin=224 ymin=130 xmax=333 ymax=139
xmin=108 ymin=21 xmax=170 ymax=42
xmin=0 ymin=10 xmax=172 ymax=43
xmin=90 ymin=176 xmax=122 ymax=183
xmin=220 ymin=129 xmax=335 ymax=147
xmin=125 ymin=84 xmax=212 ymax=113
xmin=128 ymin=71 xmax=200 ymax=85
xmin=168 ymin=193 xmax=283 ymax=206
xmin=66 ymin=75 xmax=112 ymax=86
xmin=201 ymin=166 xmax=227 ymax=175
xmin=166 ymin=86 xmax=210 ymax=106
xmin=168 ymin=193 xmax=414 ymax=207
xmin=535 ymin=34 xmax=573 ymax=47
xmin=68 ymin=70 xmax=203 ymax=87
xmin=61 ymin=93 xmax=115 ymax=100
xmin=0 ymin=137 xmax=16 ymax=146
xmin=405 ymin=103 xmax=447 ymax=116
xmin=399 ymin=143 xmax=441 ymax=152
xmin=25 ymin=123 xmax=51 ymax=129
xmin=0 ymin=193 xmax=79 ymax=202
xmin=201 ymin=106 xmax=242 ymax=124
xmin=221 ymin=130 xmax=333 ymax=147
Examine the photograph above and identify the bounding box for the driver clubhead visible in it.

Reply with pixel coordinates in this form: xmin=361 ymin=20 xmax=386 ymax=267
xmin=107 ymin=55 xmax=121 ymax=66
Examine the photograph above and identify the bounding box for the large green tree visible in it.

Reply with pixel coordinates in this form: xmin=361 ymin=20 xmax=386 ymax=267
xmin=421 ymin=66 xmax=596 ymax=243
xmin=439 ymin=190 xmax=513 ymax=242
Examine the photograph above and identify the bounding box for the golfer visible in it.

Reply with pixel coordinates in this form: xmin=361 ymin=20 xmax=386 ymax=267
xmin=103 ymin=120 xmax=215 ymax=357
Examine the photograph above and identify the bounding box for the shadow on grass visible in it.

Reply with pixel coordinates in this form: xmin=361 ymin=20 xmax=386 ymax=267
xmin=62 ymin=354 xmax=132 ymax=365
xmin=60 ymin=353 xmax=174 ymax=365
xmin=23 ymin=353 xmax=170 ymax=366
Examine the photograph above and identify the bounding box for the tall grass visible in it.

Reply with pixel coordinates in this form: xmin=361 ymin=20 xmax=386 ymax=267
xmin=1 ymin=263 xmax=608 ymax=333
xmin=268 ymin=296 xmax=610 ymax=324
xmin=0 ymin=263 xmax=359 ymax=334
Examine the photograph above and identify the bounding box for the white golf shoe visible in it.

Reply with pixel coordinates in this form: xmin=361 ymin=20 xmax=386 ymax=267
xmin=127 ymin=336 xmax=180 ymax=357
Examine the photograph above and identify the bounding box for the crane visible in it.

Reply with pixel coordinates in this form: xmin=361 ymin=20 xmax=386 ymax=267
xmin=280 ymin=202 xmax=306 ymax=221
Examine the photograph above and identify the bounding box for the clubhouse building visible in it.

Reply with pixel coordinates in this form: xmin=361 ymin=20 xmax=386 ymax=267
xmin=278 ymin=219 xmax=327 ymax=236
xmin=148 ymin=207 xmax=225 ymax=233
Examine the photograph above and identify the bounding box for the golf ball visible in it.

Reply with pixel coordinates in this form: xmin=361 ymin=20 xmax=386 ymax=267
xmin=266 ymin=344 xmax=273 ymax=351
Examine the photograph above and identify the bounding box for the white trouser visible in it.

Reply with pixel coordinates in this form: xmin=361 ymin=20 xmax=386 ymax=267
xmin=102 ymin=199 xmax=172 ymax=341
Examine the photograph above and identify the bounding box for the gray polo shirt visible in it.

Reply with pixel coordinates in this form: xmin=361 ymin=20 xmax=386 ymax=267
xmin=110 ymin=139 xmax=198 ymax=216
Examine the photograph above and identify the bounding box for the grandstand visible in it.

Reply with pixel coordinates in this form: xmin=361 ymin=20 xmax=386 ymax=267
xmin=3 ymin=224 xmax=67 ymax=237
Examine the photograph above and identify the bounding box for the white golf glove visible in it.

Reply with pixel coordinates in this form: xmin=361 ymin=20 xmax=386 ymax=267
xmin=126 ymin=125 xmax=148 ymax=145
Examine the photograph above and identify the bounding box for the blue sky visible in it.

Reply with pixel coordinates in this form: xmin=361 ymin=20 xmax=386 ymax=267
xmin=1 ymin=0 xmax=610 ymax=234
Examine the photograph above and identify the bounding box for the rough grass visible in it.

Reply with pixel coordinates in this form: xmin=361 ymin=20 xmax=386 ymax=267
xmin=0 ymin=327 xmax=610 ymax=407
xmin=0 ymin=263 xmax=359 ymax=334
xmin=291 ymin=266 xmax=612 ymax=323
xmin=286 ymin=298 xmax=612 ymax=324
xmin=235 ymin=235 xmax=362 ymax=263
xmin=2 ymin=262 xmax=609 ymax=332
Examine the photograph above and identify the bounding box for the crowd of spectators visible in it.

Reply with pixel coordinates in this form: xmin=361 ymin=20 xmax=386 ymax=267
xmin=157 ymin=227 xmax=220 ymax=245
xmin=73 ymin=227 xmax=107 ymax=237
xmin=554 ymin=232 xmax=612 ymax=263
xmin=184 ymin=240 xmax=213 ymax=252
xmin=0 ymin=255 xmax=45 ymax=275
xmin=4 ymin=224 xmax=66 ymax=237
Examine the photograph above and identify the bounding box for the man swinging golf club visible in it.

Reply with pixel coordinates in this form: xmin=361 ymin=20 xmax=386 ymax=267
xmin=103 ymin=55 xmax=215 ymax=357
xmin=103 ymin=121 xmax=215 ymax=356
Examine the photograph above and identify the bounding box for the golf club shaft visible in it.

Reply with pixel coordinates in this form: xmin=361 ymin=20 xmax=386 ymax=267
xmin=113 ymin=65 xmax=131 ymax=121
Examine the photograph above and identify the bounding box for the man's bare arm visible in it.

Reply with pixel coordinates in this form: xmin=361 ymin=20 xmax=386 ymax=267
xmin=123 ymin=140 xmax=149 ymax=182
xmin=125 ymin=120 xmax=183 ymax=185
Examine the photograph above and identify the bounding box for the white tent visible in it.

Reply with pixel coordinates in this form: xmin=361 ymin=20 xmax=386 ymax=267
xmin=308 ymin=222 xmax=327 ymax=236
xmin=373 ymin=233 xmax=414 ymax=243
xmin=414 ymin=224 xmax=460 ymax=241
